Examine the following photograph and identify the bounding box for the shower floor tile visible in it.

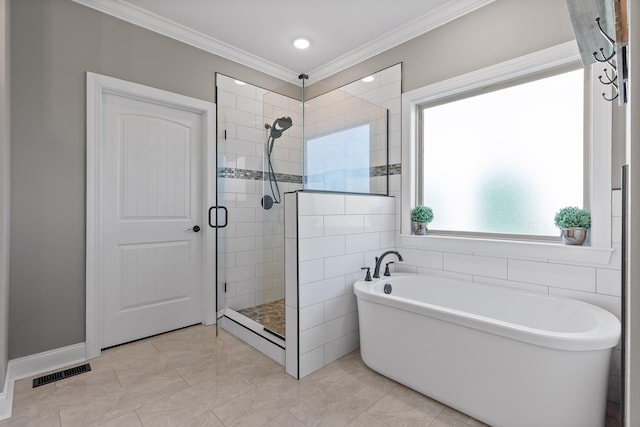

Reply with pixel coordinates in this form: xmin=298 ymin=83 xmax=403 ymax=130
xmin=238 ymin=299 xmax=285 ymax=338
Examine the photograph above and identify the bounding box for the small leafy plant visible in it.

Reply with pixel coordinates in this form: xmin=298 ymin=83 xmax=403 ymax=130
xmin=554 ymin=206 xmax=591 ymax=229
xmin=411 ymin=205 xmax=434 ymax=224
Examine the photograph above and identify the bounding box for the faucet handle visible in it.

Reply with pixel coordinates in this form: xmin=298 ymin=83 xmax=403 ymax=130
xmin=361 ymin=267 xmax=372 ymax=282
xmin=384 ymin=262 xmax=394 ymax=276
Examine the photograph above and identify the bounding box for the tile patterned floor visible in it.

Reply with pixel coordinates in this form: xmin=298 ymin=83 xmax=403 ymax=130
xmin=237 ymin=299 xmax=285 ymax=338
xmin=0 ymin=325 xmax=619 ymax=427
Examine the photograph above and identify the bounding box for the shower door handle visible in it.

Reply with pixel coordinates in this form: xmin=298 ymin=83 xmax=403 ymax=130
xmin=208 ymin=206 xmax=228 ymax=228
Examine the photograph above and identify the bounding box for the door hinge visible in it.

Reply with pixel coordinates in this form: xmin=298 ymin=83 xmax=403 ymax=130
xmin=224 ymin=282 xmax=227 ymax=293
xmin=224 ymin=129 xmax=227 ymax=140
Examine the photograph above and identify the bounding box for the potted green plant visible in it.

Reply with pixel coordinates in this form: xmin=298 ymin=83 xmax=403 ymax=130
xmin=554 ymin=206 xmax=591 ymax=245
xmin=411 ymin=205 xmax=434 ymax=235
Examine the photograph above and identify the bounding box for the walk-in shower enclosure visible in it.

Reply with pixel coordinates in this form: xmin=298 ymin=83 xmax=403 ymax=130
xmin=214 ymin=65 xmax=398 ymax=361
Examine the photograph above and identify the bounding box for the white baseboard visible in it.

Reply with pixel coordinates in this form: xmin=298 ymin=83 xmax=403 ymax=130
xmin=0 ymin=369 xmax=13 ymax=421
xmin=0 ymin=342 xmax=86 ymax=421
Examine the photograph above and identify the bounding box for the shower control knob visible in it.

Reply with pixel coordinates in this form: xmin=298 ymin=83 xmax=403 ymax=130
xmin=188 ymin=225 xmax=201 ymax=232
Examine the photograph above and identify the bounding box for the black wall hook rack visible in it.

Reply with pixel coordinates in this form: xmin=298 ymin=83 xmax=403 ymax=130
xmin=593 ymin=17 xmax=620 ymax=102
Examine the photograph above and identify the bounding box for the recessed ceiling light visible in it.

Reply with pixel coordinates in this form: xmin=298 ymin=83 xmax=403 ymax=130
xmin=293 ymin=38 xmax=310 ymax=49
xmin=362 ymin=76 xmax=375 ymax=83
xmin=234 ymin=80 xmax=247 ymax=85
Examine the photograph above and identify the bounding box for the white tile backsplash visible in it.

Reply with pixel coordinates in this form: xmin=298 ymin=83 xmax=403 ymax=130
xmin=324 ymin=253 xmax=365 ymax=279
xmin=300 ymin=302 xmax=326 ymax=331
xmin=298 ymin=216 xmax=324 ymax=238
xmin=324 ymin=331 xmax=359 ymax=365
xmin=346 ymin=232 xmax=381 ymax=254
xmin=324 ymin=294 xmax=358 ymax=321
xmin=346 ymin=196 xmax=380 ymax=215
xmin=298 ymin=259 xmax=325 ymax=285
xmin=508 ymin=259 xmax=596 ymax=292
xmin=299 ymin=347 xmax=324 ymax=378
xmin=299 ymin=235 xmax=346 ymax=261
xmin=298 ymin=193 xmax=345 ymax=216
xmin=364 ymin=214 xmax=395 ymax=232
xmin=299 ymin=276 xmax=346 ymax=308
xmin=597 ymin=268 xmax=622 ymax=297
xmin=324 ymin=215 xmax=364 ymax=235
xmin=444 ymin=253 xmax=508 ymax=279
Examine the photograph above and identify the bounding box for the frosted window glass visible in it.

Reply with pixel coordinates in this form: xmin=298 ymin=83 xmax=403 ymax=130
xmin=305 ymin=124 xmax=370 ymax=193
xmin=421 ymin=69 xmax=584 ymax=236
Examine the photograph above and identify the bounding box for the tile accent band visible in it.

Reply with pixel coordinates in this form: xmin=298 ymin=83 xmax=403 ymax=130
xmin=217 ymin=163 xmax=401 ymax=183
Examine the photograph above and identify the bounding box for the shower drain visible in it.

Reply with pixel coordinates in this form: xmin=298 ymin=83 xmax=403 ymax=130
xmin=32 ymin=363 xmax=92 ymax=388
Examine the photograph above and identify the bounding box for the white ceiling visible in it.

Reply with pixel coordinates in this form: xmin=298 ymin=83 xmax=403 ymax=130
xmin=73 ymin=0 xmax=495 ymax=83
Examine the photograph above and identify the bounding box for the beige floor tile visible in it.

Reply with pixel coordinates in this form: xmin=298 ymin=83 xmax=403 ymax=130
xmin=1 ymin=325 xmax=618 ymax=427
xmin=59 ymin=370 xmax=188 ymax=426
xmin=113 ymin=354 xmax=176 ymax=388
xmin=135 ymin=387 xmax=212 ymax=427
xmin=95 ymin=411 xmax=143 ymax=427
xmin=290 ymin=374 xmax=389 ymax=427
xmin=0 ymin=410 xmax=60 ymax=427
xmin=99 ymin=341 xmax=162 ymax=368
xmin=189 ymin=371 xmax=255 ymax=409
xmin=366 ymin=385 xmax=444 ymax=427
xmin=12 ymin=377 xmax=56 ymax=396
xmin=175 ymin=410 xmax=224 ymax=427
xmin=228 ymin=356 xmax=284 ymax=385
xmin=262 ymin=410 xmax=306 ymax=427
xmin=54 ymin=366 xmax=122 ymax=395
xmin=211 ymin=380 xmax=301 ymax=426
xmin=346 ymin=412 xmax=389 ymax=427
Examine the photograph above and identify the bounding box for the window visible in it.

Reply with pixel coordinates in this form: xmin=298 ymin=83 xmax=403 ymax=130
xmin=304 ymin=124 xmax=370 ymax=193
xmin=418 ymin=68 xmax=585 ymax=238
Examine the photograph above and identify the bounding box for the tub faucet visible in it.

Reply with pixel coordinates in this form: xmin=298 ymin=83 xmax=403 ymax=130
xmin=373 ymin=251 xmax=403 ymax=278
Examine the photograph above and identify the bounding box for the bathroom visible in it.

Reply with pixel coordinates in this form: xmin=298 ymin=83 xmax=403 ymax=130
xmin=1 ymin=0 xmax=639 ymax=426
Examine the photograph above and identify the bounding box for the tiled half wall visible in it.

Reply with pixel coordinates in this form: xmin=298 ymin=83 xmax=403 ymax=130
xmin=284 ymin=192 xmax=396 ymax=378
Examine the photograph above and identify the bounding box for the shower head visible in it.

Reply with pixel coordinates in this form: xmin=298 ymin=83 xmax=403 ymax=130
xmin=266 ymin=116 xmax=293 ymax=141
xmin=274 ymin=116 xmax=293 ymax=132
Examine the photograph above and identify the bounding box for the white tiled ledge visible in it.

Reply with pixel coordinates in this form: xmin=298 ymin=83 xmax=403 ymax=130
xmin=398 ymin=234 xmax=615 ymax=266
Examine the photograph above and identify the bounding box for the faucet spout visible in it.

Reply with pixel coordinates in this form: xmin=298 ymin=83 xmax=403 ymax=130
xmin=373 ymin=251 xmax=403 ymax=278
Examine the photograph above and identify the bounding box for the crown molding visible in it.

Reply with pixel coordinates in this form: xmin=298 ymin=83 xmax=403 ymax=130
xmin=308 ymin=0 xmax=497 ymax=82
xmin=71 ymin=0 xmax=300 ymax=83
xmin=72 ymin=0 xmax=495 ymax=85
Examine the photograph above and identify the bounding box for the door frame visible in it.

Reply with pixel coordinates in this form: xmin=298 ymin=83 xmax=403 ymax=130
xmin=86 ymin=72 xmax=216 ymax=359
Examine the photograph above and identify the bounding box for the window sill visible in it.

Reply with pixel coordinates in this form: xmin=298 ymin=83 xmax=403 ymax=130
xmin=398 ymin=234 xmax=615 ymax=266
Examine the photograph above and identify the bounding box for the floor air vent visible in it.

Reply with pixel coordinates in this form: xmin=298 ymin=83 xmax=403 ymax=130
xmin=32 ymin=363 xmax=91 ymax=388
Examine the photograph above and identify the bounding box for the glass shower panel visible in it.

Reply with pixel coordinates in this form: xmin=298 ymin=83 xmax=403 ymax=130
xmin=215 ymin=73 xmax=302 ymax=340
xmin=304 ymin=64 xmax=401 ymax=195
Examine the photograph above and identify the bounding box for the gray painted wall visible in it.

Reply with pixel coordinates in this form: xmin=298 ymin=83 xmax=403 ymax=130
xmin=5 ymin=0 xmax=582 ymax=360
xmin=306 ymin=0 xmax=575 ymax=97
xmin=0 ymin=0 xmax=9 ymax=390
xmin=9 ymin=0 xmax=294 ymax=359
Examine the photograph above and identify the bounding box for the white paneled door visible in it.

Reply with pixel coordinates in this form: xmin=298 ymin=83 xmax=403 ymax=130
xmin=100 ymin=92 xmax=206 ymax=348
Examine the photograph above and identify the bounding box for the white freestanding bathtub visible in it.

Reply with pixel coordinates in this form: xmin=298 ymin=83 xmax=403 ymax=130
xmin=354 ymin=273 xmax=620 ymax=427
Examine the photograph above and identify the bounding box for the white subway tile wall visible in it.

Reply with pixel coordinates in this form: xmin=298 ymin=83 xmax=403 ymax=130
xmin=287 ymin=192 xmax=396 ymax=378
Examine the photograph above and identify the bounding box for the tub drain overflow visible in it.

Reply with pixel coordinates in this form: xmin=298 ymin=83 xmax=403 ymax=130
xmin=384 ymin=283 xmax=392 ymax=294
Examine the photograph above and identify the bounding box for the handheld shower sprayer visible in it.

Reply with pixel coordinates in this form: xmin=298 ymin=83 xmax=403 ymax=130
xmin=265 ymin=116 xmax=293 ymax=155
xmin=262 ymin=116 xmax=293 ymax=210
